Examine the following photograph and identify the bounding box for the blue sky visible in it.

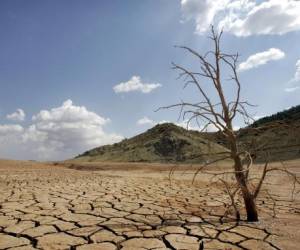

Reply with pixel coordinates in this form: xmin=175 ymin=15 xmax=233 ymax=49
xmin=0 ymin=0 xmax=300 ymax=160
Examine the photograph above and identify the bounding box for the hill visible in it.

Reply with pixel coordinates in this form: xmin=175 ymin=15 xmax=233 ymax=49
xmin=251 ymin=105 xmax=300 ymax=127
xmin=239 ymin=105 xmax=300 ymax=161
xmin=75 ymin=106 xmax=300 ymax=163
xmin=203 ymin=105 xmax=300 ymax=161
xmin=74 ymin=123 xmax=229 ymax=163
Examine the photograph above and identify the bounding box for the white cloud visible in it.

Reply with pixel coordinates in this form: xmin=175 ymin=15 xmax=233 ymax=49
xmin=137 ymin=116 xmax=156 ymax=126
xmin=238 ymin=48 xmax=285 ymax=72
xmin=0 ymin=124 xmax=25 ymax=160
xmin=32 ymin=99 xmax=109 ymax=125
xmin=0 ymin=124 xmax=24 ymax=135
xmin=222 ymin=0 xmax=300 ymax=36
xmin=175 ymin=119 xmax=201 ymax=131
xmin=285 ymin=59 xmax=300 ymax=92
xmin=181 ymin=0 xmax=300 ymax=36
xmin=285 ymin=86 xmax=300 ymax=92
xmin=6 ymin=109 xmax=26 ymax=121
xmin=113 ymin=76 xmax=161 ymax=94
xmin=0 ymin=100 xmax=123 ymax=160
xmin=181 ymin=0 xmax=230 ymax=34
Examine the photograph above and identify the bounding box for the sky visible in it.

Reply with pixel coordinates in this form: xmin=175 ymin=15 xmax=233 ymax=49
xmin=0 ymin=0 xmax=300 ymax=160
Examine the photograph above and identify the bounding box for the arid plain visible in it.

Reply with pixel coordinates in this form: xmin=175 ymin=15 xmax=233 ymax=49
xmin=0 ymin=159 xmax=299 ymax=250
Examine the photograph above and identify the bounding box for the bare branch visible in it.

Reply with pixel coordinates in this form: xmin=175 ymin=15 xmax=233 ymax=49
xmin=158 ymin=25 xmax=299 ymax=222
xmin=253 ymin=161 xmax=269 ymax=199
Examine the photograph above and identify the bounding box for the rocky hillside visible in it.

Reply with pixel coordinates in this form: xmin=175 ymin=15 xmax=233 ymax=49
xmin=74 ymin=123 xmax=229 ymax=163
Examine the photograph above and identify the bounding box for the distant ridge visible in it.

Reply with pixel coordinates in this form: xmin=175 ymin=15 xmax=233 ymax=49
xmin=74 ymin=106 xmax=300 ymax=163
xmin=240 ymin=105 xmax=300 ymax=161
xmin=203 ymin=105 xmax=300 ymax=161
xmin=74 ymin=123 xmax=229 ymax=163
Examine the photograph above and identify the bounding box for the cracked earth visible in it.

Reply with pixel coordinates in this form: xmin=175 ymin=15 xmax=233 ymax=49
xmin=0 ymin=160 xmax=299 ymax=250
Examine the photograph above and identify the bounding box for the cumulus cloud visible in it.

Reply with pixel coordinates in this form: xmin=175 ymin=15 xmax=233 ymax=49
xmin=285 ymin=59 xmax=300 ymax=92
xmin=0 ymin=124 xmax=26 ymax=160
xmin=0 ymin=124 xmax=24 ymax=135
xmin=0 ymin=100 xmax=123 ymax=160
xmin=6 ymin=109 xmax=26 ymax=121
xmin=113 ymin=76 xmax=161 ymax=94
xmin=181 ymin=0 xmax=300 ymax=36
xmin=137 ymin=116 xmax=156 ymax=126
xmin=222 ymin=0 xmax=300 ymax=36
xmin=238 ymin=48 xmax=285 ymax=72
xmin=181 ymin=0 xmax=230 ymax=34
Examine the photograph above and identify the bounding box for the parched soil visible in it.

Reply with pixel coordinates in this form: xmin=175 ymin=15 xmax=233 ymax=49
xmin=0 ymin=159 xmax=299 ymax=250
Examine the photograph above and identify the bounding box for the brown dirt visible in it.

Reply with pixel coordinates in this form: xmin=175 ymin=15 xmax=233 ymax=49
xmin=0 ymin=159 xmax=299 ymax=250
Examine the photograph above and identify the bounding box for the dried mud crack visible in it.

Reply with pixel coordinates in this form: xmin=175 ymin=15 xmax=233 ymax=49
xmin=0 ymin=161 xmax=299 ymax=250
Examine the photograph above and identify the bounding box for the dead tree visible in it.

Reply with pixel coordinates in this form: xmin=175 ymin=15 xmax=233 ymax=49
xmin=159 ymin=26 xmax=299 ymax=222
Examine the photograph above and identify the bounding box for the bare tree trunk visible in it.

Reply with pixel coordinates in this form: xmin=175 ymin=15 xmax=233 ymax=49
xmin=241 ymin=187 xmax=258 ymax=221
xmin=231 ymin=142 xmax=258 ymax=221
xmin=158 ymin=26 xmax=299 ymax=222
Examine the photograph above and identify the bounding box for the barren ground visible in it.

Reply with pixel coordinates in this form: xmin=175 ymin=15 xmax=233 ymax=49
xmin=0 ymin=159 xmax=299 ymax=250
